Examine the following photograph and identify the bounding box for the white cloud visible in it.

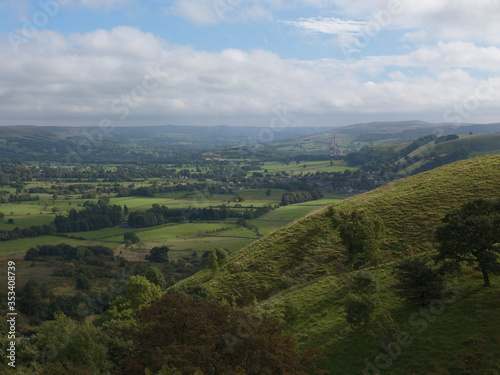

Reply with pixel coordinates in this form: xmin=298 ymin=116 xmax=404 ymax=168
xmin=1 ymin=27 xmax=500 ymax=126
xmin=308 ymin=0 xmax=500 ymax=44
xmin=281 ymin=17 xmax=366 ymax=35
xmin=166 ymin=0 xmax=273 ymax=26
xmin=158 ymin=0 xmax=500 ymax=50
xmin=166 ymin=0 xmax=220 ymax=26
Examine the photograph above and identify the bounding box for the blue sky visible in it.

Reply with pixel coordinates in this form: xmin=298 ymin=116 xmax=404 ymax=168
xmin=1 ymin=0 xmax=500 ymax=127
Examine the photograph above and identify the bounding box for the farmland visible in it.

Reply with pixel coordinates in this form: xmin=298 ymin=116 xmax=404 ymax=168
xmin=0 ymin=182 xmax=346 ymax=263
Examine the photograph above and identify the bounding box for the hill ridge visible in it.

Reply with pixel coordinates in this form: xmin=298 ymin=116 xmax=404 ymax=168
xmin=174 ymin=155 xmax=500 ymax=374
xmin=177 ymin=155 xmax=500 ymax=304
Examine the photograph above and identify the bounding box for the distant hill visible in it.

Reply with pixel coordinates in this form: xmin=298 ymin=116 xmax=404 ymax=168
xmin=0 ymin=125 xmax=74 ymax=159
xmin=9 ymin=124 xmax=327 ymax=148
xmin=266 ymin=121 xmax=500 ymax=156
xmin=2 ymin=121 xmax=500 ymax=163
xmin=343 ymin=132 xmax=500 ymax=177
xmin=339 ymin=120 xmax=500 ymax=140
xmin=0 ymin=124 xmax=328 ymax=161
xmin=175 ymin=155 xmax=500 ymax=374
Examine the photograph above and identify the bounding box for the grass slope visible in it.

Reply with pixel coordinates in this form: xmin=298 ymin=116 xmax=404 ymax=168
xmin=175 ymin=155 xmax=500 ymax=374
xmin=436 ymin=132 xmax=500 ymax=157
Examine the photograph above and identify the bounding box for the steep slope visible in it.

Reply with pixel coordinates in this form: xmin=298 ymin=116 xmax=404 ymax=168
xmin=175 ymin=155 xmax=500 ymax=374
xmin=396 ymin=132 xmax=500 ymax=175
xmin=177 ymin=155 xmax=500 ymax=304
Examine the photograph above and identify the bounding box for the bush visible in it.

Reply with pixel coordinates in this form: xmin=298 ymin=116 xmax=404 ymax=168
xmin=207 ymin=247 xmax=228 ymax=271
xmin=344 ymin=293 xmax=375 ymax=330
xmin=123 ymin=231 xmax=140 ymax=244
xmin=392 ymin=257 xmax=444 ymax=306
xmin=168 ymin=285 xmax=213 ymax=301
xmin=76 ymin=275 xmax=91 ymax=291
xmin=144 ymin=266 xmax=167 ymax=289
xmin=147 ymin=246 xmax=169 ymax=263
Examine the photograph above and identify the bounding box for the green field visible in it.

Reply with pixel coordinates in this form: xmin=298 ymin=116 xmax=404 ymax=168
xmin=0 ymin=236 xmax=86 ymax=255
xmin=247 ymin=219 xmax=287 ymax=235
xmin=261 ymin=160 xmax=357 ymax=174
xmin=1 ymin=187 xmax=345 ymax=262
xmin=110 ymin=197 xmax=176 ymax=209
xmin=66 ymin=227 xmax=129 ymax=240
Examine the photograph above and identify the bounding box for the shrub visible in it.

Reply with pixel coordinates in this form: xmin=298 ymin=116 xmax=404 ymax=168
xmin=392 ymin=257 xmax=444 ymax=306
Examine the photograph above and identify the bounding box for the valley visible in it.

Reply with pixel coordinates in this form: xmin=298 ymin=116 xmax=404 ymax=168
xmin=0 ymin=122 xmax=499 ymax=374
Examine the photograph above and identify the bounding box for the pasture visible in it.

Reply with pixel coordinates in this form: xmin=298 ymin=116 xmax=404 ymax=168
xmin=0 ymin=184 xmax=348 ymax=263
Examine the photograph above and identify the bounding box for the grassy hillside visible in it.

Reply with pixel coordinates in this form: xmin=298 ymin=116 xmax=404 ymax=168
xmin=175 ymin=155 xmax=500 ymax=374
xmin=435 ymin=132 xmax=500 ymax=157
xmin=395 ymin=133 xmax=500 ymax=174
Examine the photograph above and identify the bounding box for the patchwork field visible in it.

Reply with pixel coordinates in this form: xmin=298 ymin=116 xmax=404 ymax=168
xmin=0 ymin=187 xmax=347 ymax=262
xmin=261 ymin=160 xmax=357 ymax=174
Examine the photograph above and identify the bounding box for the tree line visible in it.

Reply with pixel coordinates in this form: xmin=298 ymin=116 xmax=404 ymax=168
xmin=128 ymin=204 xmax=274 ymax=228
xmin=0 ymin=192 xmax=40 ymax=203
xmin=280 ymin=190 xmax=322 ymax=206
xmin=53 ymin=201 xmax=123 ymax=233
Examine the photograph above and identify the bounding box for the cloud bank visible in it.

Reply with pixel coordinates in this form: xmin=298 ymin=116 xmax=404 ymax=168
xmin=0 ymin=23 xmax=500 ymax=125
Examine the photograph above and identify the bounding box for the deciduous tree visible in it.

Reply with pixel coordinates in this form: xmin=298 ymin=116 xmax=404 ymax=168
xmin=331 ymin=209 xmax=386 ymax=271
xmin=344 ymin=293 xmax=375 ymax=332
xmin=435 ymin=198 xmax=500 ymax=287
xmin=124 ymin=231 xmax=140 ymax=245
xmin=119 ymin=293 xmax=327 ymax=375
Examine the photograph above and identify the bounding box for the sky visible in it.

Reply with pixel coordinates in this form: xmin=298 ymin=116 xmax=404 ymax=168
xmin=1 ymin=0 xmax=500 ymax=128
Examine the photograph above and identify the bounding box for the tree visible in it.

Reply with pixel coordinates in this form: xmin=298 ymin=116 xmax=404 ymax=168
xmin=147 ymin=246 xmax=169 ymax=263
xmin=18 ymin=280 xmax=46 ymax=325
xmin=144 ymin=266 xmax=167 ymax=289
xmin=392 ymin=257 xmax=444 ymax=305
xmin=37 ymin=313 xmax=110 ymax=373
xmin=76 ymin=275 xmax=91 ymax=291
xmin=98 ymin=196 xmax=110 ymax=205
xmin=124 ymin=231 xmax=140 ymax=245
xmin=207 ymin=249 xmax=219 ymax=270
xmin=344 ymin=293 xmax=375 ymax=332
xmin=343 ymin=270 xmax=379 ymax=332
xmin=119 ymin=293 xmax=327 ymax=375
xmin=0 ymin=212 xmax=4 ymax=221
xmin=100 ymin=276 xmax=162 ymax=323
xmin=331 ymin=209 xmax=386 ymax=270
xmin=207 ymin=247 xmax=228 ymax=271
xmin=435 ymin=199 xmax=500 ymax=287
